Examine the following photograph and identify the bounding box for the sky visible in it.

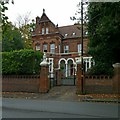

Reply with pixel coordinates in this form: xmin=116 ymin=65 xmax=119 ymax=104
xmin=6 ymin=0 xmax=81 ymax=27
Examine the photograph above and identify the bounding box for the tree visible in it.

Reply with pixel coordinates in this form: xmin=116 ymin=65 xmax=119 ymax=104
xmin=70 ymin=1 xmax=88 ymax=25
xmin=1 ymin=0 xmax=17 ymax=52
xmin=1 ymin=1 xmax=8 ymax=25
xmin=16 ymin=13 xmax=35 ymax=49
xmin=2 ymin=22 xmax=24 ymax=51
xmin=1 ymin=0 xmax=14 ymax=25
xmin=87 ymin=2 xmax=120 ymax=75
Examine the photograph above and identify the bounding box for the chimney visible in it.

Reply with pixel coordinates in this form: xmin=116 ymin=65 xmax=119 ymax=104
xmin=36 ymin=16 xmax=40 ymax=25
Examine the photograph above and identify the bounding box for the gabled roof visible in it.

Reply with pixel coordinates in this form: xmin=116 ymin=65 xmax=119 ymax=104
xmin=39 ymin=9 xmax=56 ymax=27
xmin=58 ymin=24 xmax=87 ymax=39
xmin=59 ymin=24 xmax=80 ymax=39
xmin=40 ymin=14 xmax=50 ymax=23
xmin=39 ymin=9 xmax=51 ymax=23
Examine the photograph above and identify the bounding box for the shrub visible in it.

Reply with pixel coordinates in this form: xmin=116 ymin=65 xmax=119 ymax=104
xmin=2 ymin=49 xmax=43 ymax=75
xmin=86 ymin=62 xmax=114 ymax=76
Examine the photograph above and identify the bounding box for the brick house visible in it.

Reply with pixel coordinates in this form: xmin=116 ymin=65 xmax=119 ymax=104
xmin=32 ymin=9 xmax=94 ymax=79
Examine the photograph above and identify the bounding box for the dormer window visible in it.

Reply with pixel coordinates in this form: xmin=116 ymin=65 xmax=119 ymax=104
xmin=65 ymin=33 xmax=68 ymax=37
xmin=72 ymin=32 xmax=76 ymax=36
xmin=42 ymin=28 xmax=44 ymax=34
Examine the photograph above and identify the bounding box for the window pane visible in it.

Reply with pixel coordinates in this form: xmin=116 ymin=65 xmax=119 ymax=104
xmin=46 ymin=28 xmax=49 ymax=34
xmin=78 ymin=44 xmax=81 ymax=53
xmin=42 ymin=28 xmax=44 ymax=34
xmin=59 ymin=44 xmax=61 ymax=53
xmin=50 ymin=43 xmax=55 ymax=53
xmin=64 ymin=45 xmax=69 ymax=53
xmin=36 ymin=44 xmax=40 ymax=51
xmin=43 ymin=44 xmax=47 ymax=52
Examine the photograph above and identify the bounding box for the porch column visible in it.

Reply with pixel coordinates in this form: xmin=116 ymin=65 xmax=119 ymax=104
xmin=89 ymin=58 xmax=91 ymax=69
xmin=66 ymin=63 xmax=68 ymax=77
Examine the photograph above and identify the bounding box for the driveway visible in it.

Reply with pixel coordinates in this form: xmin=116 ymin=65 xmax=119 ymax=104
xmin=3 ymin=86 xmax=78 ymax=101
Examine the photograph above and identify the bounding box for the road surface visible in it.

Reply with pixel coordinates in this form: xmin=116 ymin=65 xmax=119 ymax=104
xmin=2 ymin=98 xmax=119 ymax=119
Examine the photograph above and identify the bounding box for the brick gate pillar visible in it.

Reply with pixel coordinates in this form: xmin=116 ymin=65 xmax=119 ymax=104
xmin=76 ymin=62 xmax=83 ymax=94
xmin=39 ymin=53 xmax=49 ymax=93
xmin=112 ymin=63 xmax=120 ymax=94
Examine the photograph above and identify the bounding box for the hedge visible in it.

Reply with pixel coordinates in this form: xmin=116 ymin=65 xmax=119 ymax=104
xmin=2 ymin=49 xmax=43 ymax=75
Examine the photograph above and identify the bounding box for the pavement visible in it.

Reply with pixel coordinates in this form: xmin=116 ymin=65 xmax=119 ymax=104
xmin=2 ymin=86 xmax=120 ymax=103
xmin=1 ymin=86 xmax=120 ymax=118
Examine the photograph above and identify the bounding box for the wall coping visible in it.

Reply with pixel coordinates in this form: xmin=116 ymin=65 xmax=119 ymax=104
xmin=113 ymin=63 xmax=120 ymax=68
xmin=85 ymin=75 xmax=112 ymax=79
xmin=40 ymin=52 xmax=49 ymax=66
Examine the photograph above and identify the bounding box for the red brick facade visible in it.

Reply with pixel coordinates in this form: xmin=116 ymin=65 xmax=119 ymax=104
xmin=32 ymin=9 xmax=91 ymax=78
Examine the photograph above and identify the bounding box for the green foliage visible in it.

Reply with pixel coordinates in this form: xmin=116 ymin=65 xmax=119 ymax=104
xmin=1 ymin=0 xmax=14 ymax=25
xmin=19 ymin=24 xmax=32 ymax=49
xmin=87 ymin=2 xmax=120 ymax=75
xmin=87 ymin=62 xmax=113 ymax=76
xmin=2 ymin=22 xmax=24 ymax=52
xmin=0 ymin=1 xmax=8 ymax=25
xmin=2 ymin=49 xmax=43 ymax=75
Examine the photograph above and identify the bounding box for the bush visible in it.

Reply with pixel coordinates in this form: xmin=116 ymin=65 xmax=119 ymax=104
xmin=86 ymin=62 xmax=114 ymax=76
xmin=2 ymin=49 xmax=43 ymax=75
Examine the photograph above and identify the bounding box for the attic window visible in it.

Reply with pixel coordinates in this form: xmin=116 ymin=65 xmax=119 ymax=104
xmin=72 ymin=32 xmax=76 ymax=36
xmin=65 ymin=34 xmax=68 ymax=37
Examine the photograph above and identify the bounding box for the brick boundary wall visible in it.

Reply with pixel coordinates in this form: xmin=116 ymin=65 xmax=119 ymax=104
xmin=84 ymin=75 xmax=113 ymax=94
xmin=2 ymin=75 xmax=40 ymax=93
xmin=2 ymin=63 xmax=120 ymax=94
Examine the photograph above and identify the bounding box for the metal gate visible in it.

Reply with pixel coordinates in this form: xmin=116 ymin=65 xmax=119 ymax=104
xmin=49 ymin=72 xmax=56 ymax=88
xmin=61 ymin=68 xmax=76 ymax=86
xmin=61 ymin=76 xmax=76 ymax=86
xmin=49 ymin=67 xmax=76 ymax=87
